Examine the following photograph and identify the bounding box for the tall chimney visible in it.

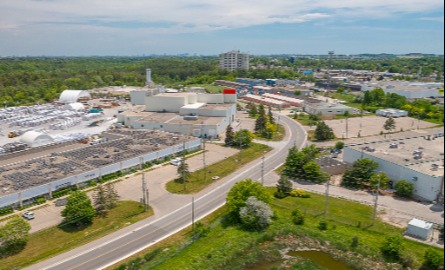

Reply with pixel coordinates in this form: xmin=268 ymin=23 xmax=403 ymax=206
xmin=146 ymin=69 xmax=152 ymax=86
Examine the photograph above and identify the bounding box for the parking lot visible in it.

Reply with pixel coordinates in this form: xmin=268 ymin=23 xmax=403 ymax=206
xmin=307 ymin=116 xmax=438 ymax=139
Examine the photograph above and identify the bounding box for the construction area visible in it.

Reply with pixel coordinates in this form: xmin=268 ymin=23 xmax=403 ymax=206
xmin=0 ymin=129 xmax=200 ymax=208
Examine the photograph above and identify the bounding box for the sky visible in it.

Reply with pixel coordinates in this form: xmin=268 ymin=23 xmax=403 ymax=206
xmin=0 ymin=0 xmax=443 ymax=56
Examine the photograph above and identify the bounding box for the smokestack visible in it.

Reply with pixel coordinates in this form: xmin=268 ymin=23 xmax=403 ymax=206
xmin=146 ymin=69 xmax=152 ymax=86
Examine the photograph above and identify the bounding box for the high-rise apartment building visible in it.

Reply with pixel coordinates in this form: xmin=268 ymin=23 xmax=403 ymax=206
xmin=219 ymin=50 xmax=250 ymax=71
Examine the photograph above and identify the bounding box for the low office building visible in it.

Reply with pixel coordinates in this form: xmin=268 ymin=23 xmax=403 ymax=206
xmin=304 ymin=102 xmax=354 ymax=116
xmin=343 ymin=131 xmax=445 ymax=202
xmin=118 ymin=90 xmax=237 ymax=138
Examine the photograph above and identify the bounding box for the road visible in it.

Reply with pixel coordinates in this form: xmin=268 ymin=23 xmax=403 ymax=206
xmin=27 ymin=114 xmax=307 ymax=270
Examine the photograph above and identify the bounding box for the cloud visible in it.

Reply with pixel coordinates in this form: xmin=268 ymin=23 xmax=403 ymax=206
xmin=0 ymin=0 xmax=443 ymax=34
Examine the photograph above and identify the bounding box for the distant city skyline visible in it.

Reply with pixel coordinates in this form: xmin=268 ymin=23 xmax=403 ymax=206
xmin=0 ymin=0 xmax=443 ymax=56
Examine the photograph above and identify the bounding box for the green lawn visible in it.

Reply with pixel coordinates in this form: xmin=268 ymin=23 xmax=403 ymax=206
xmin=0 ymin=201 xmax=153 ymax=270
xmin=166 ymin=143 xmax=272 ymax=194
xmin=255 ymin=124 xmax=286 ymax=142
xmin=124 ymin=189 xmax=443 ymax=270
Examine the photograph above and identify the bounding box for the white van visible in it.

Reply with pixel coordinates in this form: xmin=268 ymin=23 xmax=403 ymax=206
xmin=170 ymin=158 xmax=183 ymax=166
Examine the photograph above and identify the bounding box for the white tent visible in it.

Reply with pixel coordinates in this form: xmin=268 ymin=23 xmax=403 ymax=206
xmin=20 ymin=131 xmax=54 ymax=148
xmin=59 ymin=90 xmax=91 ymax=104
xmin=64 ymin=103 xmax=85 ymax=111
xmin=406 ymin=218 xmax=434 ymax=240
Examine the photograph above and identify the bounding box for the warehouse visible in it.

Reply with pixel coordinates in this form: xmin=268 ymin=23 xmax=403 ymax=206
xmin=343 ymin=131 xmax=445 ymax=202
xmin=304 ymin=102 xmax=354 ymax=116
xmin=118 ymin=90 xmax=237 ymax=138
xmin=262 ymin=93 xmax=304 ymax=107
xmin=0 ymin=129 xmax=200 ymax=208
xmin=242 ymin=94 xmax=289 ymax=109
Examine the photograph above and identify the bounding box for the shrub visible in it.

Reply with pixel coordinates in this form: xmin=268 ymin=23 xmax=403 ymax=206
xmin=351 ymin=236 xmax=359 ymax=249
xmin=381 ymin=236 xmax=403 ymax=260
xmin=35 ymin=197 xmax=46 ymax=205
xmin=400 ymin=252 xmax=419 ymax=269
xmin=318 ymin=220 xmax=328 ymax=231
xmin=291 ymin=209 xmax=305 ymax=225
xmin=0 ymin=207 xmax=13 ymax=216
xmin=290 ymin=189 xmax=311 ymax=198
xmin=395 ymin=180 xmax=414 ymax=198
xmin=274 ymin=191 xmax=288 ymax=199
xmin=423 ymin=249 xmax=444 ymax=270
xmin=239 ymin=197 xmax=273 ymax=231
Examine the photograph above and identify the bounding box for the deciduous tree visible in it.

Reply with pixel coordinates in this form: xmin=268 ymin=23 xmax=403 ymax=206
xmin=61 ymin=190 xmax=96 ymax=226
xmin=0 ymin=217 xmax=31 ymax=255
xmin=342 ymin=159 xmax=379 ymax=189
xmin=239 ymin=196 xmax=273 ymax=231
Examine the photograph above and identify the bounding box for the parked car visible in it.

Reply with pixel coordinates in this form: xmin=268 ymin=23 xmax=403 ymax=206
xmin=170 ymin=158 xmax=183 ymax=166
xmin=22 ymin=211 xmax=35 ymax=220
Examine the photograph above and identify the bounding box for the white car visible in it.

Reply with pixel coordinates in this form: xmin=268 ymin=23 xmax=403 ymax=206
xmin=22 ymin=211 xmax=35 ymax=220
xmin=170 ymin=158 xmax=183 ymax=166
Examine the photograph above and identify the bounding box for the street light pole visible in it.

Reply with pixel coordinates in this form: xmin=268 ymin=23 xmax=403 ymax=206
xmin=372 ymin=173 xmax=382 ymax=226
xmin=324 ymin=178 xmax=330 ymax=215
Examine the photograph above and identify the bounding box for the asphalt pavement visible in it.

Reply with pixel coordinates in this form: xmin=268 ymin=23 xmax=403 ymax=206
xmin=26 ymin=114 xmax=307 ymax=270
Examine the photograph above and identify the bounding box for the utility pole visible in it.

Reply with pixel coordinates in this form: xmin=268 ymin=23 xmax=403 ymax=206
xmin=372 ymin=173 xmax=382 ymax=226
xmin=202 ymin=135 xmax=207 ymax=183
xmin=324 ymin=178 xmax=330 ymax=215
xmin=140 ymin=157 xmax=148 ymax=212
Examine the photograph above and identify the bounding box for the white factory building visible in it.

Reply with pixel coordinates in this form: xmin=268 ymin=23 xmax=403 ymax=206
xmin=362 ymin=82 xmax=443 ymax=99
xmin=344 ymin=131 xmax=445 ymax=202
xmin=118 ymin=89 xmax=237 ymax=138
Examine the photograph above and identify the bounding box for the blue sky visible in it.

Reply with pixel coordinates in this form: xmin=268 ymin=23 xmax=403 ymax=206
xmin=0 ymin=0 xmax=443 ymax=56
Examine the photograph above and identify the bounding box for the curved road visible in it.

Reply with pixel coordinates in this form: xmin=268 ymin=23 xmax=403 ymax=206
xmin=28 ymin=115 xmax=306 ymax=270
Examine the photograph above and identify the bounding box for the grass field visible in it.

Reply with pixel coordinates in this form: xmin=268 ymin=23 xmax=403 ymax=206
xmin=166 ymin=143 xmax=271 ymax=194
xmin=0 ymin=201 xmax=153 ymax=270
xmin=120 ymin=189 xmax=443 ymax=270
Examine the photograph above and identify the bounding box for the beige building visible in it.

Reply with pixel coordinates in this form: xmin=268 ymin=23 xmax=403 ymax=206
xmin=219 ymin=50 xmax=250 ymax=71
xmin=118 ymin=91 xmax=237 ymax=138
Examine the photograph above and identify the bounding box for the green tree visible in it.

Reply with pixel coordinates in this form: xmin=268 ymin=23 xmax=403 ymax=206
xmin=342 ymin=159 xmax=379 ymax=189
xmin=226 ymin=179 xmax=272 ymax=223
xmin=314 ymin=121 xmax=335 ymax=141
xmin=239 ymin=196 xmax=273 ymax=231
xmin=303 ymin=161 xmax=329 ymax=184
xmin=335 ymin=141 xmax=345 ymax=150
xmin=384 ymin=117 xmax=396 ymax=133
xmin=225 ymin=125 xmax=235 ymax=146
xmin=381 ymin=236 xmax=403 ymax=260
xmin=255 ymin=105 xmax=268 ymax=135
xmin=395 ymin=180 xmax=414 ymax=198
xmin=268 ymin=106 xmax=275 ymax=125
xmin=370 ymin=172 xmax=391 ymax=190
xmin=177 ymin=160 xmax=191 ymax=184
xmin=234 ymin=129 xmax=253 ymax=149
xmin=275 ymin=175 xmax=293 ymax=198
xmin=248 ymin=104 xmax=258 ymax=118
xmin=423 ymin=249 xmax=444 ymax=270
xmin=61 ymin=190 xmax=96 ymax=226
xmin=0 ymin=217 xmax=31 ymax=255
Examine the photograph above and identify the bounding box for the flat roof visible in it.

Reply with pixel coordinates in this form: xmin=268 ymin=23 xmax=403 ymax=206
xmin=306 ymin=102 xmax=352 ymax=109
xmin=166 ymin=116 xmax=223 ymax=125
xmin=347 ymin=130 xmax=445 ymax=176
xmin=200 ymin=104 xmax=234 ymax=110
xmin=181 ymin=103 xmax=206 ymax=109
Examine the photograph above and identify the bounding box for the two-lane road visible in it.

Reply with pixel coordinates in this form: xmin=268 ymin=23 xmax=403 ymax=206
xmin=28 ymin=114 xmax=306 ymax=270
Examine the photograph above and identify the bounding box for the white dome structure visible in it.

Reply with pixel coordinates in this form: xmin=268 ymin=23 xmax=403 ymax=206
xmin=59 ymin=90 xmax=91 ymax=104
xmin=64 ymin=102 xmax=85 ymax=111
xmin=20 ymin=131 xmax=54 ymax=148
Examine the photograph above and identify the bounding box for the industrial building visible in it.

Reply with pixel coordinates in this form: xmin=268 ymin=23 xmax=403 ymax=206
xmin=343 ymin=131 xmax=445 ymax=202
xmin=304 ymin=102 xmax=355 ymax=116
xmin=361 ymin=81 xmax=443 ymax=99
xmin=0 ymin=129 xmax=200 ymax=208
xmin=376 ymin=108 xmax=409 ymax=118
xmin=219 ymin=50 xmax=250 ymax=71
xmin=242 ymin=94 xmax=289 ymax=109
xmin=118 ymin=90 xmax=237 ymax=138
xmin=262 ymin=93 xmax=304 ymax=107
